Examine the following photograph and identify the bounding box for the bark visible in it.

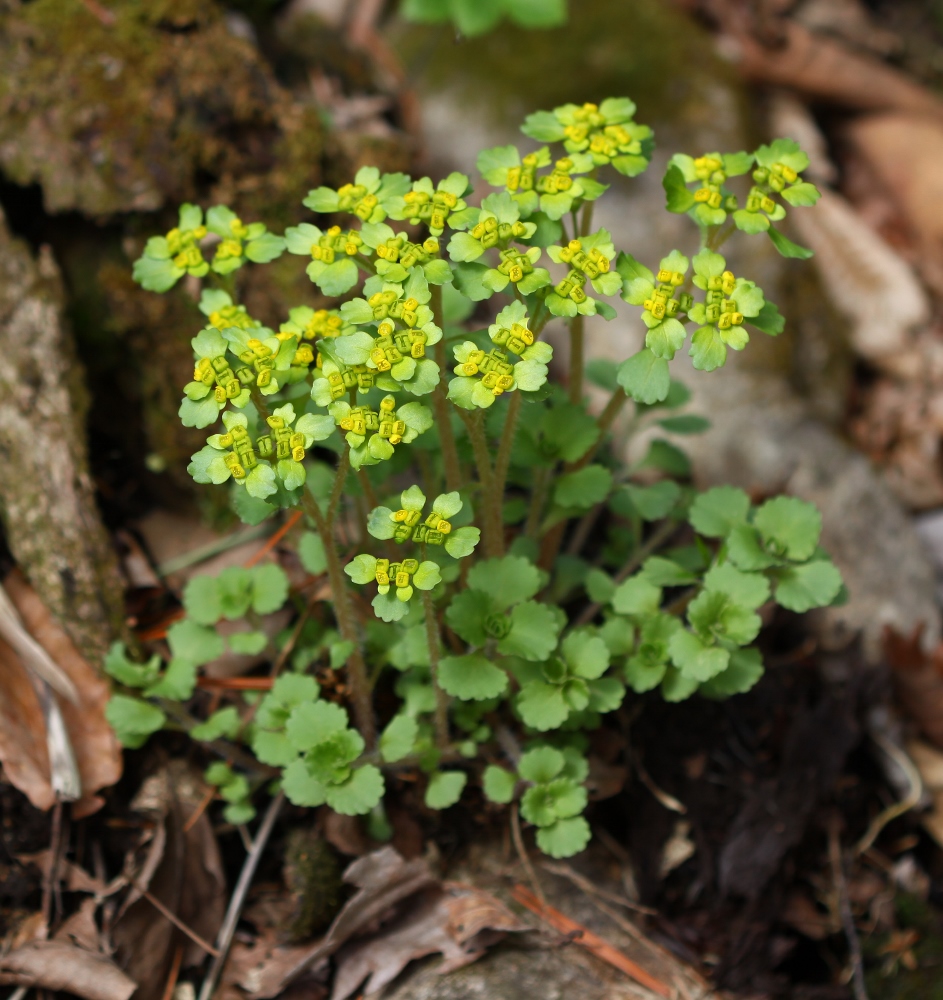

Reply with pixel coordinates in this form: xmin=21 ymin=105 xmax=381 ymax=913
xmin=0 ymin=206 xmax=124 ymax=663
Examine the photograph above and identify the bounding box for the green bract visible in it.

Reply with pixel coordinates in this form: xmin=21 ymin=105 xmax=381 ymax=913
xmin=122 ymin=94 xmax=841 ymax=862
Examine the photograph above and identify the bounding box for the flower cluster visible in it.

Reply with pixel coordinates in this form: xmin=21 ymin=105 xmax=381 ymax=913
xmin=327 ymin=395 xmax=433 ymax=469
xmin=303 ymin=166 xmax=412 ymax=223
xmin=522 ymin=98 xmax=653 ymax=176
xmin=448 ymin=302 xmax=551 ymax=409
xmin=188 ymin=404 xmax=334 ymax=497
xmin=543 ymin=230 xmax=621 ymax=317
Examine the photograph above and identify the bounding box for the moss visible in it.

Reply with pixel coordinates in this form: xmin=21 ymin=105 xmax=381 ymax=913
xmin=394 ymin=0 xmax=739 ymax=132
xmin=280 ymin=828 xmax=344 ymax=942
xmin=0 ymin=0 xmax=325 ymax=217
xmin=863 ymin=893 xmax=943 ymax=1000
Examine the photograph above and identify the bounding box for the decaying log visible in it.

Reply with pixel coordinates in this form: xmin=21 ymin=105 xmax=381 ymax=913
xmin=0 ymin=206 xmax=124 ymax=663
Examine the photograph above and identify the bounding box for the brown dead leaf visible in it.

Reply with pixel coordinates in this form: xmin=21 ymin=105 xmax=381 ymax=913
xmin=16 ymin=849 xmax=107 ymax=895
xmin=884 ymin=625 xmax=943 ymax=747
xmin=111 ymin=762 xmax=226 ymax=1000
xmin=331 ymin=885 xmax=528 ymax=1000
xmin=726 ymin=18 xmax=943 ymax=117
xmin=0 ymin=570 xmax=121 ymax=816
xmin=782 ymin=890 xmax=833 ymax=940
xmin=55 ymin=897 xmax=105 ymax=953
xmin=0 ymin=939 xmax=135 ymax=1000
xmin=905 ymin=739 xmax=943 ymax=850
xmin=233 ymin=846 xmax=437 ymax=998
xmin=846 ymin=114 xmax=943 ymax=296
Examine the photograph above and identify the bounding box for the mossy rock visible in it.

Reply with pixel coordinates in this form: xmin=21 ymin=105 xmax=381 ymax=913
xmin=0 ymin=0 xmax=324 ymax=220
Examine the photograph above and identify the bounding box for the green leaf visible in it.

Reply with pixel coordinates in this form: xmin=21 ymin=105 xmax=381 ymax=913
xmin=561 ymin=630 xmax=609 ymax=680
xmin=521 ymin=109 xmax=567 ymax=143
xmin=373 ymin=592 xmax=411 ymax=622
xmin=483 ymin=765 xmax=517 ymax=804
xmin=445 ymin=588 xmax=492 ymax=645
xmin=749 ymin=300 xmax=785 ymax=336
xmin=252 ymin=730 xmax=296 ymax=766
xmin=584 ymin=569 xmax=616 ymax=604
xmin=536 ymin=816 xmax=591 ymax=858
xmin=622 ymin=481 xmax=681 ymax=520
xmin=183 ymin=575 xmax=223 ymax=625
xmin=285 ymin=700 xmax=348 ymax=752
xmin=687 ymin=590 xmax=761 ymax=645
xmin=658 ymin=415 xmax=710 ymax=435
xmin=646 ymin=318 xmax=687 ymax=360
xmin=224 ymin=801 xmax=257 ymax=826
xmin=727 ymin=524 xmax=778 ymax=570
xmin=640 ymin=556 xmax=696 ymax=587
xmin=281 ymin=760 xmax=327 ymax=807
xmin=624 ymin=657 xmax=667 ymax=693
xmin=782 ymin=182 xmax=820 ymax=207
xmin=413 ymin=561 xmax=442 ymax=591
xmin=144 ymin=658 xmax=197 ymax=700
xmin=663 ymin=164 xmax=696 ymax=213
xmin=519 ymin=746 xmax=564 ymax=783
xmin=191 ymin=706 xmax=241 ymax=742
xmin=703 ymin=563 xmax=770 ymax=609
xmin=444 ymin=526 xmax=480 ymax=559
xmin=553 ymin=465 xmax=613 ymax=510
xmin=467 ymin=556 xmax=541 ymax=611
xmin=298 ymin=532 xmax=327 ymax=575
xmin=228 ymin=630 xmax=268 ymax=655
xmin=617 ymin=349 xmax=669 ymax=405
xmin=380 ymin=715 xmax=419 ymax=763
xmin=611 ymin=576 xmax=661 ymax=616
xmin=104 ymin=643 xmax=161 ymax=688
xmin=768 ymin=227 xmax=814 ymax=259
xmin=688 ymin=486 xmax=751 ymax=538
xmin=507 ymin=0 xmax=566 ymax=28
xmin=637 ymin=439 xmax=690 ymax=476
xmin=516 ymin=682 xmax=569 ymax=731
xmin=105 ymin=695 xmax=166 ymax=749
xmin=774 ymin=560 xmax=843 ymax=612
xmin=425 ymin=771 xmax=468 ymax=809
xmin=699 ymin=647 xmax=765 ymax=698
xmin=661 ymin=666 xmax=700 ymax=702
xmin=690 ymin=325 xmax=727 ymax=371
xmin=668 ymin=630 xmax=729 ymax=681
xmin=754 ymin=496 xmax=821 ymax=561
xmin=326 ymin=765 xmax=384 ymax=816
xmin=438 ymin=654 xmax=508 ymax=701
xmin=166 ymin=619 xmax=224 ymax=665
xmin=232 ymin=489 xmax=276 ymax=526
xmin=499 ymin=602 xmax=562 ymax=662
xmin=251 ymin=563 xmax=289 ymax=614
xmin=346 ymin=554 xmax=378 ymax=585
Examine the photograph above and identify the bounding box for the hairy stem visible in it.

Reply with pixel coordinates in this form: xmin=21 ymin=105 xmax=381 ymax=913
xmin=460 ymin=409 xmax=501 ymax=557
xmin=568 ymin=313 xmax=584 ymax=405
xmin=569 ymin=386 xmax=630 ymax=472
xmin=493 ymin=391 xmax=522 ymax=509
xmin=421 ymin=585 xmax=450 ymax=750
xmin=301 ymin=483 xmax=375 ymax=748
xmin=429 ymin=284 xmax=462 ymax=492
xmin=524 ymin=466 xmax=551 ymax=540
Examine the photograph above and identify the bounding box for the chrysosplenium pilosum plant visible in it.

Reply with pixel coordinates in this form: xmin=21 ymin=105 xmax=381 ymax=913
xmin=110 ymin=98 xmax=843 ymax=857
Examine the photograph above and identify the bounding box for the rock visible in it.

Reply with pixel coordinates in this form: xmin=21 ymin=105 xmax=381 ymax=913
xmin=0 ymin=207 xmax=125 ymax=663
xmin=383 ymin=852 xmax=720 ymax=1000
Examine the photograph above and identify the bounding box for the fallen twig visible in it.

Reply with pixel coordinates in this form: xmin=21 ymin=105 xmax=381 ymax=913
xmin=829 ymin=816 xmax=869 ymax=1000
xmin=135 ymin=883 xmax=219 ymax=958
xmin=243 ymin=511 xmax=303 ymax=568
xmin=510 ymin=804 xmax=543 ymax=904
xmin=856 ymin=731 xmax=922 ymax=856
xmin=510 ymin=885 xmax=672 ymax=998
xmin=197 ymin=791 xmax=285 ymax=1000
